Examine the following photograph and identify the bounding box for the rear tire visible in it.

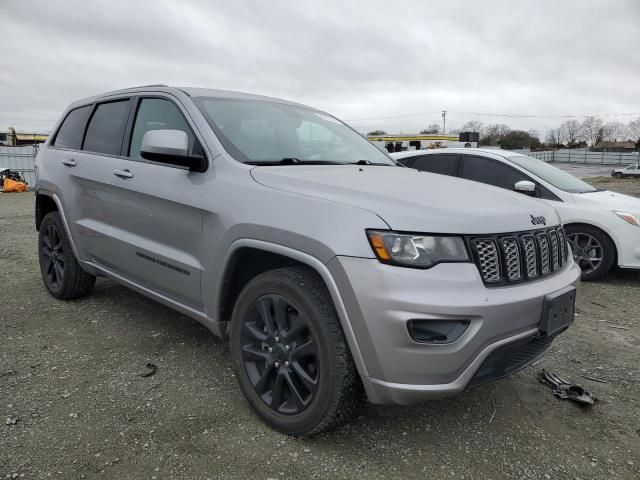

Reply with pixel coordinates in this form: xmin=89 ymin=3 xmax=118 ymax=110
xmin=566 ymin=224 xmax=615 ymax=281
xmin=38 ymin=212 xmax=96 ymax=299
xmin=229 ymin=266 xmax=360 ymax=436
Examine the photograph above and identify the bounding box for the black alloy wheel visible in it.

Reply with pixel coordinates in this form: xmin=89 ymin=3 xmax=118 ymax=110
xmin=229 ymin=267 xmax=359 ymax=436
xmin=41 ymin=222 xmax=65 ymax=290
xmin=38 ymin=211 xmax=95 ymax=299
xmin=240 ymin=293 xmax=319 ymax=415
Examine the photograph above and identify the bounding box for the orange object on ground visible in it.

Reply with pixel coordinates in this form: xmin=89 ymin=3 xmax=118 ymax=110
xmin=2 ymin=178 xmax=28 ymax=192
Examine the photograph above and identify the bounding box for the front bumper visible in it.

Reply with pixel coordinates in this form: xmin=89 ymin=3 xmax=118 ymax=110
xmin=327 ymin=256 xmax=581 ymax=405
xmin=611 ymin=221 xmax=640 ymax=269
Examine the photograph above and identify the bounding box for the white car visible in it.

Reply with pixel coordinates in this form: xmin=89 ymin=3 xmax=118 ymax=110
xmin=612 ymin=164 xmax=640 ymax=179
xmin=392 ymin=148 xmax=640 ymax=280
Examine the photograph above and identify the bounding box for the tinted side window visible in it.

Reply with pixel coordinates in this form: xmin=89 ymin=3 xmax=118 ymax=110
xmin=52 ymin=106 xmax=91 ymax=150
xmin=129 ymin=98 xmax=199 ymax=159
xmin=411 ymin=154 xmax=459 ymax=176
xmin=83 ymin=100 xmax=130 ymax=155
xmin=461 ymin=156 xmax=528 ymax=190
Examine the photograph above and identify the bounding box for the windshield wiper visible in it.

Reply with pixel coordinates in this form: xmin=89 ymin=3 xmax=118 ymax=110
xmin=349 ymin=159 xmax=394 ymax=166
xmin=245 ymin=158 xmax=344 ymax=166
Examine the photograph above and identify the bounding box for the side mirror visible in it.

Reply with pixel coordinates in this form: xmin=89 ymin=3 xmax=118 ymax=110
xmin=140 ymin=130 xmax=205 ymax=171
xmin=514 ymin=180 xmax=537 ymax=195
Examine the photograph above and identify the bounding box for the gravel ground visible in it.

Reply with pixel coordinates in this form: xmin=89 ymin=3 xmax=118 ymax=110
xmin=1 ymin=186 xmax=639 ymax=480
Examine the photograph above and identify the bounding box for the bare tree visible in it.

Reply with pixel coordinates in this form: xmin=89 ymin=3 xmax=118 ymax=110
xmin=420 ymin=123 xmax=440 ymax=134
xmin=545 ymin=127 xmax=565 ymax=148
xmin=601 ymin=121 xmax=628 ymax=142
xmin=581 ymin=116 xmax=603 ymax=146
xmin=559 ymin=120 xmax=582 ymax=146
xmin=481 ymin=123 xmax=510 ymax=146
xmin=627 ymin=118 xmax=640 ymax=143
xmin=459 ymin=120 xmax=485 ymax=135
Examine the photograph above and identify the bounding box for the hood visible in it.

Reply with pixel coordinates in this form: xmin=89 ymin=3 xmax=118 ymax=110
xmin=251 ymin=165 xmax=560 ymax=234
xmin=573 ymin=189 xmax=640 ymax=212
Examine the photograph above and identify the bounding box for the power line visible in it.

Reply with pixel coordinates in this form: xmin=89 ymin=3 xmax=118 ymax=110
xmin=345 ymin=110 xmax=640 ymax=122
xmin=345 ymin=111 xmax=442 ymax=121
xmin=449 ymin=110 xmax=640 ymax=119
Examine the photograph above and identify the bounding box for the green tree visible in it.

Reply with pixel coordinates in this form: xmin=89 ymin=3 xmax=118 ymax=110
xmin=367 ymin=130 xmax=387 ymax=136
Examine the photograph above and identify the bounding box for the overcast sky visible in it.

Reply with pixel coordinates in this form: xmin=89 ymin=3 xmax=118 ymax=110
xmin=2 ymin=0 xmax=639 ymax=135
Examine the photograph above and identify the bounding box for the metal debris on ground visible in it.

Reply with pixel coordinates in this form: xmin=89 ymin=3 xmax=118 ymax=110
xmin=139 ymin=363 xmax=158 ymax=378
xmin=579 ymin=375 xmax=609 ymax=384
xmin=539 ymin=369 xmax=596 ymax=406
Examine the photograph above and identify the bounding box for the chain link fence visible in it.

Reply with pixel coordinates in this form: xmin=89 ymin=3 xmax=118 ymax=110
xmin=527 ymin=149 xmax=640 ymax=165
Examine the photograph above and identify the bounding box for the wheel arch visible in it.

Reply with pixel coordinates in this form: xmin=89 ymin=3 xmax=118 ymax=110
xmin=35 ymin=192 xmax=59 ymax=231
xmin=216 ymin=239 xmax=369 ymax=377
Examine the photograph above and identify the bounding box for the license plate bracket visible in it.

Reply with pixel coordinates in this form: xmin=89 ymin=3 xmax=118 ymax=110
xmin=539 ymin=286 xmax=576 ymax=336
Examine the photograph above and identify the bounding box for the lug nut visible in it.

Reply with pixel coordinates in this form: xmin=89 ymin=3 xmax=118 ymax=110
xmin=274 ymin=361 xmax=280 ymax=368
xmin=284 ymin=361 xmax=290 ymax=367
xmin=285 ymin=345 xmax=290 ymax=351
xmin=268 ymin=347 xmax=273 ymax=353
xmin=275 ymin=336 xmax=280 ymax=342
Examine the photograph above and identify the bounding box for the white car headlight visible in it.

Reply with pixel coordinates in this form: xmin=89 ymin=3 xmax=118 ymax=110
xmin=614 ymin=211 xmax=640 ymax=227
xmin=367 ymin=230 xmax=469 ymax=268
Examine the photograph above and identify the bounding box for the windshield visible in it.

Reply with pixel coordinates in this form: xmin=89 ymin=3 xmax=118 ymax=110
xmin=193 ymin=97 xmax=395 ymax=165
xmin=507 ymin=154 xmax=597 ymax=193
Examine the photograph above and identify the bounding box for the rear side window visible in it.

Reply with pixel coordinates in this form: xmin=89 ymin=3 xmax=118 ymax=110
xmin=461 ymin=155 xmax=528 ymax=190
xmin=411 ymin=154 xmax=459 ymax=176
xmin=83 ymin=100 xmax=131 ymax=155
xmin=52 ymin=106 xmax=91 ymax=150
xmin=129 ymin=98 xmax=198 ymax=159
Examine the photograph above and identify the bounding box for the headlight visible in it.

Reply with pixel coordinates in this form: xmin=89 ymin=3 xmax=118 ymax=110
xmin=366 ymin=230 xmax=469 ymax=268
xmin=614 ymin=211 xmax=640 ymax=227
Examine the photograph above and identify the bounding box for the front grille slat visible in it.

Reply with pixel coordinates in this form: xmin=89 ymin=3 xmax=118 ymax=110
xmin=474 ymin=239 xmax=501 ymax=282
xmin=549 ymin=230 xmax=560 ymax=271
xmin=536 ymin=232 xmax=551 ymax=275
xmin=521 ymin=234 xmax=538 ymax=279
xmin=470 ymin=226 xmax=568 ymax=287
xmin=500 ymin=238 xmax=521 ymax=281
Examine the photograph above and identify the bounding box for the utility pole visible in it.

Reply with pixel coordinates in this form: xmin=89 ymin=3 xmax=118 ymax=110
xmin=441 ymin=111 xmax=447 ymax=134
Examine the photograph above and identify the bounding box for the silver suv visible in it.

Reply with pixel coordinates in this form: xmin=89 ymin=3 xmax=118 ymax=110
xmin=35 ymin=86 xmax=580 ymax=436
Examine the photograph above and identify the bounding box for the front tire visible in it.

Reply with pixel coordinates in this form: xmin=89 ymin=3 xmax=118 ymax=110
xmin=229 ymin=266 xmax=360 ymax=436
xmin=614 ymin=172 xmax=623 ymax=179
xmin=566 ymin=224 xmax=615 ymax=281
xmin=38 ymin=212 xmax=96 ymax=299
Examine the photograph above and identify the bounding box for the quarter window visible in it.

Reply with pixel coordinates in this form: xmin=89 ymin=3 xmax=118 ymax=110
xmin=83 ymin=100 xmax=131 ymax=155
xmin=129 ymin=98 xmax=199 ymax=159
xmin=52 ymin=106 xmax=91 ymax=150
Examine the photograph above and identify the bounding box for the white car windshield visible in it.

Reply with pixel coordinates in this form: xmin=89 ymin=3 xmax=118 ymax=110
xmin=194 ymin=97 xmax=395 ymax=166
xmin=507 ymin=154 xmax=597 ymax=193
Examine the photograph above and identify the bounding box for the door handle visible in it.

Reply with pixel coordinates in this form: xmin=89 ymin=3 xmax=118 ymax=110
xmin=62 ymin=158 xmax=77 ymax=167
xmin=113 ymin=169 xmax=134 ymax=179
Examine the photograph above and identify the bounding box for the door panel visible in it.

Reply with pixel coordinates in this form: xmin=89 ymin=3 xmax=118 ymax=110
xmin=106 ymin=97 xmax=207 ymax=308
xmin=107 ymin=163 xmax=206 ymax=308
xmin=47 ymin=103 xmax=127 ymax=265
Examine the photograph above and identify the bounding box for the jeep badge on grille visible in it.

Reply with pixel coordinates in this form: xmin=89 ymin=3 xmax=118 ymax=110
xmin=530 ymin=215 xmax=547 ymax=226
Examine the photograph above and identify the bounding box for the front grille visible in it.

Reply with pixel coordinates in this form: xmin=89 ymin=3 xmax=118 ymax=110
xmin=468 ymin=226 xmax=568 ymax=286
